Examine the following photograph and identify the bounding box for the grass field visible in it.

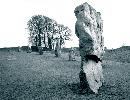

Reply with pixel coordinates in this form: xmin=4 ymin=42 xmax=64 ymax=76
xmin=0 ymin=49 xmax=130 ymax=100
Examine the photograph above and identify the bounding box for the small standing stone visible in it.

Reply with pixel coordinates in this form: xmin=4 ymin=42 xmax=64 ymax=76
xmin=69 ymin=47 xmax=76 ymax=61
xmin=55 ymin=38 xmax=61 ymax=57
xmin=38 ymin=46 xmax=43 ymax=55
xmin=18 ymin=46 xmax=21 ymax=52
xmin=27 ymin=46 xmax=31 ymax=53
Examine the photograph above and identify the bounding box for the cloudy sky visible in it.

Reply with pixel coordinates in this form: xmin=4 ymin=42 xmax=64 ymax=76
xmin=0 ymin=0 xmax=130 ymax=49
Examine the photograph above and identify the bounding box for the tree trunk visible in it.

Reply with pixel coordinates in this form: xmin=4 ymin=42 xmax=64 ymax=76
xmin=38 ymin=34 xmax=41 ymax=46
xmin=48 ymin=37 xmax=52 ymax=50
xmin=35 ymin=35 xmax=38 ymax=47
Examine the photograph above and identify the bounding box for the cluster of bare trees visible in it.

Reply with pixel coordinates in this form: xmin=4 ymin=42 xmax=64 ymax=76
xmin=27 ymin=15 xmax=71 ymax=56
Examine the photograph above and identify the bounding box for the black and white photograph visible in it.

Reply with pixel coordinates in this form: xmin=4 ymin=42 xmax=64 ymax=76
xmin=0 ymin=0 xmax=130 ymax=99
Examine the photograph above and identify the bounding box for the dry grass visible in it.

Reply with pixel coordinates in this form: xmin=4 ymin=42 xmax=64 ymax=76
xmin=0 ymin=50 xmax=130 ymax=100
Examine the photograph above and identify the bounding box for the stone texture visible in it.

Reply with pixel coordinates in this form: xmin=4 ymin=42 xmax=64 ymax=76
xmin=74 ymin=2 xmax=104 ymax=94
xmin=74 ymin=2 xmax=104 ymax=59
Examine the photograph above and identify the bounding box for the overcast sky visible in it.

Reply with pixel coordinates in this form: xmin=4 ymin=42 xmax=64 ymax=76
xmin=0 ymin=0 xmax=130 ymax=49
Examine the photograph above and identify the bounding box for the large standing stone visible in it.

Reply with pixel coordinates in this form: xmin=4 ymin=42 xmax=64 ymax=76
xmin=74 ymin=2 xmax=104 ymax=94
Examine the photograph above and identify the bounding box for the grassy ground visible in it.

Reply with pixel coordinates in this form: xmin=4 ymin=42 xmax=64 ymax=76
xmin=0 ymin=50 xmax=130 ymax=100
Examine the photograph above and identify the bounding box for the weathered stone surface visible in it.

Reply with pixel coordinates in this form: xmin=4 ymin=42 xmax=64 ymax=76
xmin=74 ymin=2 xmax=104 ymax=58
xmin=74 ymin=2 xmax=104 ymax=94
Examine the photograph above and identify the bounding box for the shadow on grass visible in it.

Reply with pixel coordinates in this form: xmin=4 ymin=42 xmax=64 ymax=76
xmin=68 ymin=82 xmax=81 ymax=94
xmin=68 ymin=82 xmax=95 ymax=95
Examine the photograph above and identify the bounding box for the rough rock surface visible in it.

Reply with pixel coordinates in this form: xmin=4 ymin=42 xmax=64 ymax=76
xmin=74 ymin=2 xmax=104 ymax=94
xmin=74 ymin=2 xmax=104 ymax=59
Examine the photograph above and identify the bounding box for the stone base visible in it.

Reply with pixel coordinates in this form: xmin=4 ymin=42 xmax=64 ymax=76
xmin=81 ymin=60 xmax=103 ymax=94
xmin=79 ymin=70 xmax=89 ymax=89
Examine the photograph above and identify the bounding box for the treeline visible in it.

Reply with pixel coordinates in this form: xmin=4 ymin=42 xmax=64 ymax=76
xmin=27 ymin=15 xmax=71 ymax=50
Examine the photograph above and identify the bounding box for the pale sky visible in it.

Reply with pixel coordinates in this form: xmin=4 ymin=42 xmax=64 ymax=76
xmin=0 ymin=0 xmax=130 ymax=49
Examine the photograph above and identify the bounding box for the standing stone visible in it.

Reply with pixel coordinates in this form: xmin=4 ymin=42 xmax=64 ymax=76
xmin=54 ymin=38 xmax=61 ymax=57
xmin=38 ymin=46 xmax=43 ymax=55
xmin=18 ymin=46 xmax=21 ymax=52
xmin=74 ymin=2 xmax=104 ymax=94
xmin=27 ymin=46 xmax=31 ymax=53
xmin=69 ymin=47 xmax=76 ymax=61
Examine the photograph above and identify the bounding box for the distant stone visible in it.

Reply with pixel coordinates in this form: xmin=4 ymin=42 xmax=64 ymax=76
xmin=69 ymin=47 xmax=76 ymax=61
xmin=18 ymin=46 xmax=21 ymax=52
xmin=74 ymin=2 xmax=104 ymax=94
xmin=27 ymin=46 xmax=31 ymax=53
xmin=38 ymin=46 xmax=43 ymax=55
xmin=54 ymin=38 xmax=61 ymax=57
